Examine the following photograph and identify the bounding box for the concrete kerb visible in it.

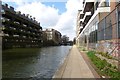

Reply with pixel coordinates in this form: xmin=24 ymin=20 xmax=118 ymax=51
xmin=52 ymin=46 xmax=73 ymax=79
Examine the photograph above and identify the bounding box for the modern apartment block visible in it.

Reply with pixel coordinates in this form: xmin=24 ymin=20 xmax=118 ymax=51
xmin=76 ymin=10 xmax=82 ymax=46
xmin=1 ymin=3 xmax=42 ymax=49
xmin=76 ymin=0 xmax=120 ymax=58
xmin=42 ymin=28 xmax=62 ymax=46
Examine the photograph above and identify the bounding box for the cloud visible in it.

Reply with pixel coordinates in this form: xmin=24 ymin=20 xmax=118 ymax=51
xmin=4 ymin=0 xmax=83 ymax=40
xmin=55 ymin=0 xmax=83 ymax=40
xmin=2 ymin=0 xmax=69 ymax=3
xmin=2 ymin=0 xmax=30 ymax=5
xmin=16 ymin=1 xmax=60 ymax=28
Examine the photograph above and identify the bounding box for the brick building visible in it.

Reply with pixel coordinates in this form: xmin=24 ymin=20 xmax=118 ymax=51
xmin=42 ymin=28 xmax=62 ymax=46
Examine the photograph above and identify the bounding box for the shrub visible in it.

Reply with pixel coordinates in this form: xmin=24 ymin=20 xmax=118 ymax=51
xmin=86 ymin=51 xmax=120 ymax=78
xmin=97 ymin=51 xmax=113 ymax=59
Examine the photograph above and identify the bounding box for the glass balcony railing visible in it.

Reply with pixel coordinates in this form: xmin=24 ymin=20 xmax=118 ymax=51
xmin=100 ymin=2 xmax=110 ymax=7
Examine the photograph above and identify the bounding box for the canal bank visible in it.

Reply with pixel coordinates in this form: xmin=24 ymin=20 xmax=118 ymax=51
xmin=53 ymin=45 xmax=100 ymax=78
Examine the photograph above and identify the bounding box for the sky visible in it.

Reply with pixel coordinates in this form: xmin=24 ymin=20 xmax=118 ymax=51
xmin=2 ymin=0 xmax=83 ymax=40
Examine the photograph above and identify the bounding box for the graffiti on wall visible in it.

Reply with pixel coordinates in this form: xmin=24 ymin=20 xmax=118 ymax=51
xmin=98 ymin=41 xmax=119 ymax=58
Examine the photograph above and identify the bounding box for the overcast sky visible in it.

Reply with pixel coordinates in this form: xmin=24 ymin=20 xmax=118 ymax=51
xmin=2 ymin=0 xmax=83 ymax=40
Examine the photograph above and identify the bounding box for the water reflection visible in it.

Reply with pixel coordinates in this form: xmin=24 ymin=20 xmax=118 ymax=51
xmin=3 ymin=46 xmax=71 ymax=78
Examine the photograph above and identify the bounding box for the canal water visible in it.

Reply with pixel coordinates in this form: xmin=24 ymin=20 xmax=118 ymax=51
xmin=2 ymin=46 xmax=72 ymax=78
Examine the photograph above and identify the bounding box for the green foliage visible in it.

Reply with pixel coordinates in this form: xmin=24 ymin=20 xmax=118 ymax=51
xmin=97 ymin=51 xmax=113 ymax=59
xmin=86 ymin=51 xmax=120 ymax=78
xmin=82 ymin=48 xmax=86 ymax=51
xmin=79 ymin=47 xmax=86 ymax=51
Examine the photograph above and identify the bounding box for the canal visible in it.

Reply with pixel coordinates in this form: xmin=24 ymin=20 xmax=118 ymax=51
xmin=2 ymin=46 xmax=72 ymax=79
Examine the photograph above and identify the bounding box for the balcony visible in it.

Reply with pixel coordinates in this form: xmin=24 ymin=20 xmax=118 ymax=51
xmin=93 ymin=0 xmax=110 ymax=13
xmin=0 ymin=31 xmax=4 ymax=37
xmin=4 ymin=34 xmax=9 ymax=36
xmin=83 ymin=2 xmax=94 ymax=13
xmin=0 ymin=26 xmax=5 ymax=30
xmin=80 ymin=13 xmax=84 ymax=19
xmin=1 ymin=9 xmax=5 ymax=14
xmin=82 ymin=12 xmax=92 ymax=27
xmin=97 ymin=6 xmax=110 ymax=13
xmin=99 ymin=0 xmax=110 ymax=7
xmin=13 ymin=35 xmax=19 ymax=37
xmin=1 ymin=17 xmax=10 ymax=23
xmin=81 ymin=2 xmax=94 ymax=27
xmin=79 ymin=26 xmax=83 ymax=30
xmin=83 ymin=12 xmax=91 ymax=21
xmin=23 ymin=36 xmax=26 ymax=38
xmin=14 ymin=21 xmax=20 ymax=24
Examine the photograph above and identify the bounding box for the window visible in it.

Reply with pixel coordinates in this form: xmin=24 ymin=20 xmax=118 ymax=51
xmin=98 ymin=9 xmax=116 ymax=41
xmin=117 ymin=13 xmax=120 ymax=38
xmin=98 ymin=19 xmax=105 ymax=41
xmin=118 ymin=22 xmax=120 ymax=38
xmin=105 ymin=20 xmax=112 ymax=40
xmin=100 ymin=0 xmax=110 ymax=7
xmin=105 ymin=0 xmax=110 ymax=7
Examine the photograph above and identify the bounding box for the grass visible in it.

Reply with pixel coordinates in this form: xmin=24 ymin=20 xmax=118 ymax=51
xmin=3 ymin=48 xmax=41 ymax=61
xmin=97 ymin=51 xmax=113 ymax=59
xmin=82 ymin=48 xmax=86 ymax=51
xmin=79 ymin=46 xmax=86 ymax=51
xmin=87 ymin=51 xmax=120 ymax=78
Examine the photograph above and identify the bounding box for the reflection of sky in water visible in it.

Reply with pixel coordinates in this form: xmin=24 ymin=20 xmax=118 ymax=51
xmin=3 ymin=46 xmax=71 ymax=78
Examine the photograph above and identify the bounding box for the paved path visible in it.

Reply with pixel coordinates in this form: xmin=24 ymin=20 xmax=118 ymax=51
xmin=53 ymin=45 xmax=98 ymax=78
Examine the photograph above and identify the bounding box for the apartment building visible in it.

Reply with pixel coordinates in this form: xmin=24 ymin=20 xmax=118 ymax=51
xmin=76 ymin=0 xmax=120 ymax=58
xmin=0 ymin=1 xmax=2 ymax=50
xmin=76 ymin=10 xmax=82 ymax=46
xmin=1 ymin=3 xmax=42 ymax=49
xmin=43 ymin=28 xmax=62 ymax=46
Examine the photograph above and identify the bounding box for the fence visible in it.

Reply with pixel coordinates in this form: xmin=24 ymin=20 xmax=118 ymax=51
xmin=97 ymin=3 xmax=120 ymax=60
xmin=98 ymin=7 xmax=118 ymax=41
